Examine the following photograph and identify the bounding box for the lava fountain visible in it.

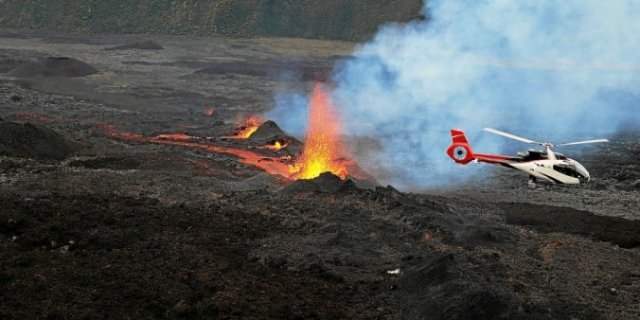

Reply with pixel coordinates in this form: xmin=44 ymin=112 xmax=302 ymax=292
xmin=290 ymin=83 xmax=350 ymax=179
xmin=100 ymin=83 xmax=365 ymax=181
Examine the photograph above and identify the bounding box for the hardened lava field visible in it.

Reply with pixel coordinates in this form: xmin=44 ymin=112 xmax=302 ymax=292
xmin=0 ymin=32 xmax=639 ymax=320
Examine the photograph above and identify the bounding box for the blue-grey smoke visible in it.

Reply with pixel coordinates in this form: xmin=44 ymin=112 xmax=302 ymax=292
xmin=269 ymin=0 xmax=640 ymax=189
xmin=268 ymin=90 xmax=309 ymax=136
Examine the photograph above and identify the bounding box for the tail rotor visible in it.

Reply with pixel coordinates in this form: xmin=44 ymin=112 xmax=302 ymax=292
xmin=447 ymin=129 xmax=475 ymax=164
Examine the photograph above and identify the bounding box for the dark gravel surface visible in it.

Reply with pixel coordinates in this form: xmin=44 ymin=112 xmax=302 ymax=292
xmin=0 ymin=31 xmax=638 ymax=319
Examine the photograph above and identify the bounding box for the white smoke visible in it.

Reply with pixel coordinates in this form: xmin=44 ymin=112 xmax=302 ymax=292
xmin=270 ymin=0 xmax=640 ymax=189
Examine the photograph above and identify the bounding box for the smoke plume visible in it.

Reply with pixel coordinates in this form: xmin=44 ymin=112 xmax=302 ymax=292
xmin=270 ymin=0 xmax=640 ymax=189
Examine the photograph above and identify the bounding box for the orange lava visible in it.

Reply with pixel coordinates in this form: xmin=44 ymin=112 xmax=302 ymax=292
xmin=225 ymin=116 xmax=261 ymax=139
xmin=289 ymin=83 xmax=350 ymax=180
xmin=101 ymin=124 xmax=293 ymax=178
xmin=259 ymin=140 xmax=288 ymax=152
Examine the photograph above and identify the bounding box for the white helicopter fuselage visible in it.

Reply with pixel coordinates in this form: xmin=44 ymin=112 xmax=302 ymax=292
xmin=507 ymin=158 xmax=590 ymax=185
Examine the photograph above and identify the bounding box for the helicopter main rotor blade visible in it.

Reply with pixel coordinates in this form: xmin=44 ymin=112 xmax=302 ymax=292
xmin=555 ymin=139 xmax=610 ymax=146
xmin=483 ymin=128 xmax=543 ymax=145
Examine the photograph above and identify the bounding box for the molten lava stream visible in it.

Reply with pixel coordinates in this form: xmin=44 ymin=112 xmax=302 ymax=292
xmin=101 ymin=124 xmax=293 ymax=178
xmin=154 ymin=140 xmax=293 ymax=178
xmin=290 ymin=82 xmax=350 ymax=180
xmin=259 ymin=140 xmax=287 ymax=152
xmin=225 ymin=116 xmax=262 ymax=139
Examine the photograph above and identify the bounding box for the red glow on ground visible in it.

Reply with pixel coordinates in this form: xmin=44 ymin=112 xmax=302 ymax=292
xmin=13 ymin=113 xmax=56 ymax=123
xmin=258 ymin=140 xmax=288 ymax=152
xmin=101 ymin=124 xmax=294 ymax=178
xmin=154 ymin=133 xmax=194 ymax=141
xmin=203 ymin=106 xmax=216 ymax=117
xmin=225 ymin=116 xmax=262 ymax=139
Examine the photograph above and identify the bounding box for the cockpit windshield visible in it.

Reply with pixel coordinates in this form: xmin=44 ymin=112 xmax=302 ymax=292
xmin=554 ymin=163 xmax=587 ymax=180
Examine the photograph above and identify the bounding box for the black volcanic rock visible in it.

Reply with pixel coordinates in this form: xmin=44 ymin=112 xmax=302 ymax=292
xmin=631 ymin=141 xmax=640 ymax=157
xmin=501 ymin=203 xmax=640 ymax=249
xmin=8 ymin=57 xmax=98 ymax=78
xmin=0 ymin=121 xmax=80 ymax=160
xmin=195 ymin=61 xmax=270 ymax=77
xmin=249 ymin=120 xmax=304 ymax=155
xmin=249 ymin=120 xmax=287 ymax=141
xmin=0 ymin=58 xmax=30 ymax=73
xmin=282 ymin=172 xmax=356 ymax=194
xmin=194 ymin=60 xmax=330 ymax=81
xmin=105 ymin=40 xmax=164 ymax=51
xmin=398 ymin=254 xmax=461 ymax=289
xmin=0 ymin=49 xmax=42 ymax=73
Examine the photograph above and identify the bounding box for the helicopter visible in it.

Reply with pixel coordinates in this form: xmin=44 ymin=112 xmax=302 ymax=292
xmin=447 ymin=127 xmax=609 ymax=188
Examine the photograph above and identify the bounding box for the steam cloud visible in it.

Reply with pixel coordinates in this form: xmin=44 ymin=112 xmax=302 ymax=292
xmin=269 ymin=0 xmax=640 ymax=189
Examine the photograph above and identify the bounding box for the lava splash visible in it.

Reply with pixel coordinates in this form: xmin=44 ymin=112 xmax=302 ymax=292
xmin=290 ymin=83 xmax=350 ymax=180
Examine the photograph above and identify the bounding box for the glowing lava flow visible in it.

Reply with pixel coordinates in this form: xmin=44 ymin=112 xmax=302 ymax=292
xmin=101 ymin=124 xmax=293 ymax=178
xmin=259 ymin=140 xmax=288 ymax=152
xmin=271 ymin=140 xmax=284 ymax=151
xmin=225 ymin=116 xmax=261 ymax=139
xmin=290 ymin=83 xmax=350 ymax=179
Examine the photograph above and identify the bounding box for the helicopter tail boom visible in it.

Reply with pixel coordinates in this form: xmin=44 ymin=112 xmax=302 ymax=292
xmin=447 ymin=129 xmax=514 ymax=165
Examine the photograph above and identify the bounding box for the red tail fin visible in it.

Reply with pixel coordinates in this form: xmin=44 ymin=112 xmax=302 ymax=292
xmin=451 ymin=129 xmax=469 ymax=144
xmin=447 ymin=129 xmax=475 ymax=164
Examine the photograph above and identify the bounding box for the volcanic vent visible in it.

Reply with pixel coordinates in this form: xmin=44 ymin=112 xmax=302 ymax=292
xmin=289 ymin=82 xmax=355 ymax=180
xmin=102 ymin=82 xmax=371 ymax=184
